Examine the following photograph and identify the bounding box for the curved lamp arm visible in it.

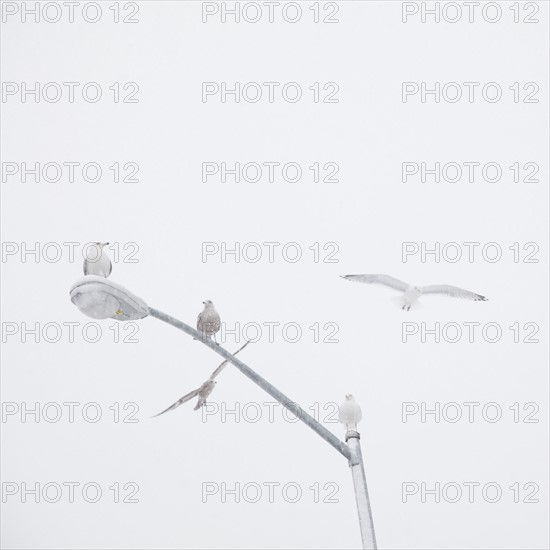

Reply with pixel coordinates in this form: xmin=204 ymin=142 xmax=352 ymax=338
xmin=147 ymin=306 xmax=351 ymax=460
xmin=69 ymin=276 xmax=349 ymax=458
xmin=70 ymin=275 xmax=376 ymax=548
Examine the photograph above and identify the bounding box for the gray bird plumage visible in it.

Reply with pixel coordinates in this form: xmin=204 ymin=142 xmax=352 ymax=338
xmin=153 ymin=341 xmax=251 ymax=417
xmin=152 ymin=380 xmax=215 ymax=417
xmin=341 ymin=273 xmax=487 ymax=310
xmin=193 ymin=380 xmax=217 ymax=410
xmin=197 ymin=300 xmax=221 ymax=341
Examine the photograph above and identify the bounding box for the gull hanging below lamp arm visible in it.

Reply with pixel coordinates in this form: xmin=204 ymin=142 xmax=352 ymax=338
xmin=146 ymin=306 xmax=351 ymax=460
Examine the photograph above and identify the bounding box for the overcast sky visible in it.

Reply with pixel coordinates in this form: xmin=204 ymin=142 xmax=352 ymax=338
xmin=1 ymin=1 xmax=549 ymax=549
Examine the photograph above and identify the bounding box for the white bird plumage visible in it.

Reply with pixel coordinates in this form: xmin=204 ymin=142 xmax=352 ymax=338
xmin=83 ymin=242 xmax=112 ymax=278
xmin=341 ymin=274 xmax=487 ymax=311
xmin=338 ymin=394 xmax=362 ymax=429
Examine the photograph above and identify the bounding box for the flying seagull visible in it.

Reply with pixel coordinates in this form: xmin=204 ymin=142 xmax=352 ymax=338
xmin=83 ymin=242 xmax=112 ymax=277
xmin=197 ymin=300 xmax=221 ymax=342
xmin=153 ymin=341 xmax=251 ymax=417
xmin=154 ymin=379 xmax=216 ymax=415
xmin=341 ymin=274 xmax=488 ymax=311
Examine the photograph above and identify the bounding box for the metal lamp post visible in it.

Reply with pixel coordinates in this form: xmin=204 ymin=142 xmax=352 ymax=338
xmin=339 ymin=395 xmax=378 ymax=549
xmin=70 ymin=275 xmax=377 ymax=550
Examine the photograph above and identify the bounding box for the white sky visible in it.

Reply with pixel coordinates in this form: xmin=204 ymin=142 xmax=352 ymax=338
xmin=1 ymin=1 xmax=549 ymax=549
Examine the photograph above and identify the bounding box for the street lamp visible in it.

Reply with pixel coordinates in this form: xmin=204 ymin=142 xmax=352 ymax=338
xmin=70 ymin=275 xmax=377 ymax=550
xmin=70 ymin=276 xmax=148 ymax=320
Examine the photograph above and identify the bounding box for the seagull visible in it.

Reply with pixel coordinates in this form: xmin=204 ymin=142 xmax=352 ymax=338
xmin=153 ymin=341 xmax=251 ymax=417
xmin=197 ymin=300 xmax=221 ymax=342
xmin=153 ymin=379 xmax=217 ymax=416
xmin=83 ymin=242 xmax=112 ymax=277
xmin=338 ymin=394 xmax=362 ymax=430
xmin=341 ymin=274 xmax=488 ymax=311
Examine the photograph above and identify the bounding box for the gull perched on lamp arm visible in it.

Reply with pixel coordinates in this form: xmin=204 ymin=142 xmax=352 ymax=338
xmin=70 ymin=267 xmax=377 ymax=550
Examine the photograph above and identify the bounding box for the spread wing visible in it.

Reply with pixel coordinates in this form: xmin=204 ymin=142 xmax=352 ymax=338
xmin=153 ymin=342 xmax=252 ymax=418
xmin=421 ymin=285 xmax=487 ymax=301
xmin=209 ymin=340 xmax=251 ymax=380
xmin=152 ymin=387 xmax=200 ymax=417
xmin=341 ymin=274 xmax=408 ymax=292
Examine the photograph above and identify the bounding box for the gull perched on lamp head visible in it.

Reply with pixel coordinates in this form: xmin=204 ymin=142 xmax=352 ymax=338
xmin=197 ymin=300 xmax=221 ymax=342
xmin=341 ymin=274 xmax=488 ymax=311
xmin=83 ymin=242 xmax=112 ymax=278
xmin=339 ymin=394 xmax=362 ymax=431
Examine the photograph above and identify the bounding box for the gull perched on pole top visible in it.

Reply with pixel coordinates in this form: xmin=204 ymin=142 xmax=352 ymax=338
xmin=197 ymin=300 xmax=221 ymax=342
xmin=83 ymin=242 xmax=112 ymax=278
xmin=341 ymin=273 xmax=488 ymax=311
xmin=339 ymin=394 xmax=362 ymax=431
